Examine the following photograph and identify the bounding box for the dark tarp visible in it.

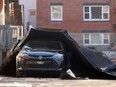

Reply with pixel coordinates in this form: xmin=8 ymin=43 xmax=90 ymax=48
xmin=0 ymin=28 xmax=116 ymax=79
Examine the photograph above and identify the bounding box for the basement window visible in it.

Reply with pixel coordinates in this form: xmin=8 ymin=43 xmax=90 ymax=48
xmin=83 ymin=33 xmax=110 ymax=45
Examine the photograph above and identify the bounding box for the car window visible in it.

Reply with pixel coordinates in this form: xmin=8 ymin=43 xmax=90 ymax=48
xmin=22 ymin=40 xmax=63 ymax=51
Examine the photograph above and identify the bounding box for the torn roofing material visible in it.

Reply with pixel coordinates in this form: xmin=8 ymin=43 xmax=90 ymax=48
xmin=1 ymin=28 xmax=116 ymax=79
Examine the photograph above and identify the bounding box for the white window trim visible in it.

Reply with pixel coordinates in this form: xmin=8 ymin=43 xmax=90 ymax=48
xmin=51 ymin=5 xmax=63 ymax=21
xmin=83 ymin=5 xmax=110 ymax=21
xmin=83 ymin=33 xmax=110 ymax=45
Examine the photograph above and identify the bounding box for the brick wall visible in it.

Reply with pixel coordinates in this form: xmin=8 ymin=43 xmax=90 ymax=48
xmin=0 ymin=0 xmax=3 ymax=13
xmin=5 ymin=0 xmax=22 ymax=25
xmin=36 ymin=0 xmax=116 ymax=50
xmin=37 ymin=0 xmax=116 ymax=33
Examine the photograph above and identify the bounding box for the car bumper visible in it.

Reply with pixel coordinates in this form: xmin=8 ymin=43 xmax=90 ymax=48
xmin=17 ymin=67 xmax=63 ymax=72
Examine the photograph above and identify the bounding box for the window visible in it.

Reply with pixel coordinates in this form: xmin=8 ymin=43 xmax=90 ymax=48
xmin=83 ymin=33 xmax=110 ymax=45
xmin=51 ymin=5 xmax=63 ymax=21
xmin=83 ymin=5 xmax=110 ymax=21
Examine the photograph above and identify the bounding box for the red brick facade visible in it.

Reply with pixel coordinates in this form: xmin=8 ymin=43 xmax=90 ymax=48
xmin=0 ymin=0 xmax=3 ymax=13
xmin=37 ymin=0 xmax=116 ymax=33
xmin=5 ymin=0 xmax=22 ymax=25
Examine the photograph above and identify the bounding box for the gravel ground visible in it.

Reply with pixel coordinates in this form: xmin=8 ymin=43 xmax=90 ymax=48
xmin=0 ymin=76 xmax=115 ymax=87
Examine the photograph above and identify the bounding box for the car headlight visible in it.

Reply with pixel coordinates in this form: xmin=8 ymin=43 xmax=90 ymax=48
xmin=53 ymin=54 xmax=64 ymax=65
xmin=16 ymin=53 xmax=29 ymax=65
xmin=16 ymin=53 xmax=29 ymax=59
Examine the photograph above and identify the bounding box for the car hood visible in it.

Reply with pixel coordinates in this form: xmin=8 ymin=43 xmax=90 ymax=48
xmin=21 ymin=51 xmax=59 ymax=56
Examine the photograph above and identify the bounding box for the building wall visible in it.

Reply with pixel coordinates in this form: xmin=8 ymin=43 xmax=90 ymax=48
xmin=8 ymin=1 xmax=22 ymax=25
xmin=37 ymin=0 xmax=116 ymax=32
xmin=19 ymin=0 xmax=36 ymax=34
xmin=37 ymin=0 xmax=116 ymax=51
xmin=0 ymin=0 xmax=3 ymax=13
xmin=70 ymin=33 xmax=116 ymax=51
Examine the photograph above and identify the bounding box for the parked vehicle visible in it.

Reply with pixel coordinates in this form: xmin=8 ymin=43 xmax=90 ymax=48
xmin=16 ymin=40 xmax=66 ymax=76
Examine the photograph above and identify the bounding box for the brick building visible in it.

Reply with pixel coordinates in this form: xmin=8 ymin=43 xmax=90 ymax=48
xmin=37 ymin=0 xmax=116 ymax=51
xmin=5 ymin=0 xmax=22 ymax=25
xmin=0 ymin=0 xmax=3 ymax=13
xmin=0 ymin=0 xmax=22 ymax=25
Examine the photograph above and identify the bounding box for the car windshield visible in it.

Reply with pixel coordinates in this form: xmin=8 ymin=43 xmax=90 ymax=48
xmin=22 ymin=40 xmax=63 ymax=51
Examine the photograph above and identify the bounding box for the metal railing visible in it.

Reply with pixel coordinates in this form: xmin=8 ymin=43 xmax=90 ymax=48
xmin=0 ymin=25 xmax=24 ymax=49
xmin=10 ymin=26 xmax=24 ymax=45
xmin=0 ymin=25 xmax=12 ymax=50
xmin=0 ymin=25 xmax=24 ymax=65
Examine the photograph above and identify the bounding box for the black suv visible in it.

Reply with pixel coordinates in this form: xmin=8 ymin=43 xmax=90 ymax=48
xmin=16 ymin=40 xmax=65 ymax=76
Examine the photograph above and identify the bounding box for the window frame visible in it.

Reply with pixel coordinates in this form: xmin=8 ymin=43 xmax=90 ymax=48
xmin=51 ymin=5 xmax=63 ymax=21
xmin=83 ymin=5 xmax=110 ymax=21
xmin=83 ymin=33 xmax=110 ymax=45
